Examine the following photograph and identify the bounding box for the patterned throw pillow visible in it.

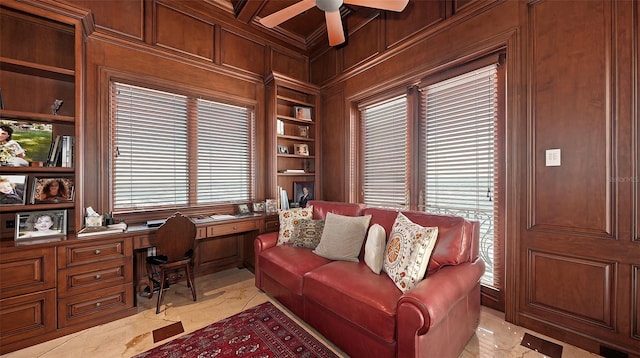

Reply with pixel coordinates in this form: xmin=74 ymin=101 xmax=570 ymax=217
xmin=277 ymin=206 xmax=313 ymax=246
xmin=290 ymin=220 xmax=325 ymax=249
xmin=383 ymin=212 xmax=439 ymax=293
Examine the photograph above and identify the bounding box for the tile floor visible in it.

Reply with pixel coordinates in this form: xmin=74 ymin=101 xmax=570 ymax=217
xmin=4 ymin=268 xmax=601 ymax=358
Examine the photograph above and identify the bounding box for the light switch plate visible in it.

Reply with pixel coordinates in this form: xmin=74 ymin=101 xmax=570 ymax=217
xmin=546 ymin=149 xmax=561 ymax=166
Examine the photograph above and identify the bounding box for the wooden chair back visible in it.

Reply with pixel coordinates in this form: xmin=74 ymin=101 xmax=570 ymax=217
xmin=155 ymin=212 xmax=197 ymax=262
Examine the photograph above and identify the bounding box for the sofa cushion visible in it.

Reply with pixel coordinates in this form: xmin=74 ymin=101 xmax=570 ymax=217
xmin=290 ymin=219 xmax=325 ymax=249
xmin=307 ymin=200 xmax=366 ymax=220
xmin=364 ymin=224 xmax=386 ymax=274
xmin=259 ymin=245 xmax=331 ymax=295
xmin=383 ymin=213 xmax=438 ymax=293
xmin=313 ymin=212 xmax=372 ymax=262
xmin=363 ymin=207 xmax=471 ymax=274
xmin=277 ymin=206 xmax=313 ymax=245
xmin=303 ymin=261 xmax=402 ymax=343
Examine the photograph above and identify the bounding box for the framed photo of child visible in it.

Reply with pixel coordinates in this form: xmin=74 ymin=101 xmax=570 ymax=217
xmin=31 ymin=176 xmax=75 ymax=204
xmin=0 ymin=175 xmax=28 ymax=206
xmin=16 ymin=209 xmax=67 ymax=240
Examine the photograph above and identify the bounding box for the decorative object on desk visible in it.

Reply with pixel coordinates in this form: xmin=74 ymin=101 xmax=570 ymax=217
xmin=252 ymin=201 xmax=265 ymax=212
xmin=294 ymin=181 xmax=314 ymax=208
xmin=294 ymin=143 xmax=309 ymax=156
xmin=0 ymin=175 xmax=28 ymax=206
xmin=277 ymin=144 xmax=289 ymax=154
xmin=237 ymin=203 xmax=250 ymax=214
xmin=15 ymin=209 xmax=67 ymax=240
xmin=51 ymin=99 xmax=64 ymax=115
xmin=132 ymin=301 xmax=338 ymax=358
xmin=77 ymin=222 xmax=127 ymax=237
xmin=265 ymin=198 xmax=277 ymax=214
xmin=30 ymin=176 xmax=74 ymax=204
xmin=84 ymin=206 xmax=104 ymax=227
xmin=293 ymin=105 xmax=312 ymax=120
xmin=298 ymin=125 xmax=309 ymax=138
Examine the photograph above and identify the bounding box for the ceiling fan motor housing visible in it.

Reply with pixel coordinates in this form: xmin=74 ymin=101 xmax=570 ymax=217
xmin=316 ymin=0 xmax=343 ymax=12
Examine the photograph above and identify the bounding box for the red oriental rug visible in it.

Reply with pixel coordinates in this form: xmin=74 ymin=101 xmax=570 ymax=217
xmin=133 ymin=301 xmax=339 ymax=358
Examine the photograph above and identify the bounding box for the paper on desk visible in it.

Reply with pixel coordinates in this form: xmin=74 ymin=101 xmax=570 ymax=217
xmin=211 ymin=214 xmax=236 ymax=220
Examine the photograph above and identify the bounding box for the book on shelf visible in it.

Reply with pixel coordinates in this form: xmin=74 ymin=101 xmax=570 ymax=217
xmin=279 ymin=169 xmax=306 ymax=174
xmin=277 ymin=119 xmax=285 ymax=135
xmin=77 ymin=222 xmax=127 ymax=237
xmin=46 ymin=135 xmax=74 ymax=167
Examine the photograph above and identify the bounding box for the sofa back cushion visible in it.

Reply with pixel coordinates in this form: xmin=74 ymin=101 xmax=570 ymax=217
xmin=363 ymin=207 xmax=478 ymax=274
xmin=308 ymin=200 xmax=366 ymax=220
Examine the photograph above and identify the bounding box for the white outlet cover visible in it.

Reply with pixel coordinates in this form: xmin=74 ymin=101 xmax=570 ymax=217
xmin=546 ymin=149 xmax=561 ymax=167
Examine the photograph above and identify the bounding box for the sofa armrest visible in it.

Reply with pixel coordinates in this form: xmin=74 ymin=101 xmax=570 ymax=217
xmin=254 ymin=232 xmax=278 ymax=289
xmin=397 ymin=258 xmax=485 ymax=335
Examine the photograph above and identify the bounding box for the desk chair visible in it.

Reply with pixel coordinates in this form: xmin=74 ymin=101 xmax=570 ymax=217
xmin=146 ymin=212 xmax=197 ymax=313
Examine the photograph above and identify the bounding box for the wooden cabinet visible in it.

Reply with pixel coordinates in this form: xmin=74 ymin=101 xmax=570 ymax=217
xmin=0 ymin=1 xmax=85 ymax=237
xmin=265 ymin=73 xmax=321 ymax=207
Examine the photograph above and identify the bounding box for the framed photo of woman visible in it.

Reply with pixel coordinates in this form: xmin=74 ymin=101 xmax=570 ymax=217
xmin=15 ymin=209 xmax=67 ymax=240
xmin=30 ymin=176 xmax=75 ymax=204
xmin=0 ymin=175 xmax=28 ymax=206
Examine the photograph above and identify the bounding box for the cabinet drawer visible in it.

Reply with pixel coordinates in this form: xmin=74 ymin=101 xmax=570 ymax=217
xmin=264 ymin=218 xmax=279 ymax=233
xmin=206 ymin=220 xmax=257 ymax=237
xmin=58 ymin=238 xmax=132 ymax=268
xmin=57 ymin=257 xmax=133 ymax=298
xmin=0 ymin=247 xmax=55 ymax=299
xmin=57 ymin=284 xmax=134 ymax=328
xmin=0 ymin=289 xmax=56 ymax=346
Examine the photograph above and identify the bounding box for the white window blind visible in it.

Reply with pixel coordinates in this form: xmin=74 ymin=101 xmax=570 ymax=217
xmin=196 ymin=99 xmax=253 ymax=203
xmin=422 ymin=64 xmax=497 ymax=285
xmin=112 ymin=82 xmax=189 ymax=210
xmin=361 ymin=95 xmax=408 ymax=209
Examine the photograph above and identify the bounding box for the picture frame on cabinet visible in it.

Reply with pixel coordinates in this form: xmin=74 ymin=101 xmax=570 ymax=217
xmin=237 ymin=203 xmax=250 ymax=215
xmin=294 ymin=143 xmax=309 ymax=156
xmin=277 ymin=144 xmax=289 ymax=154
xmin=15 ymin=209 xmax=67 ymax=240
xmin=0 ymin=175 xmax=28 ymax=206
xmin=265 ymin=198 xmax=277 ymax=214
xmin=2 ymin=121 xmax=53 ymax=164
xmin=293 ymin=106 xmax=312 ymax=120
xmin=252 ymin=202 xmax=265 ymax=213
xmin=30 ymin=176 xmax=75 ymax=204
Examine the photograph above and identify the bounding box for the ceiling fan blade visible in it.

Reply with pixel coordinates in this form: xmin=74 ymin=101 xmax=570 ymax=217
xmin=325 ymin=10 xmax=345 ymax=46
xmin=343 ymin=0 xmax=409 ymax=12
xmin=259 ymin=0 xmax=316 ymax=28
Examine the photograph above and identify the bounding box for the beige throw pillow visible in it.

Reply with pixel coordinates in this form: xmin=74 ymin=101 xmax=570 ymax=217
xmin=277 ymin=206 xmax=313 ymax=246
xmin=383 ymin=212 xmax=439 ymax=293
xmin=364 ymin=224 xmax=386 ymax=274
xmin=313 ymin=212 xmax=372 ymax=262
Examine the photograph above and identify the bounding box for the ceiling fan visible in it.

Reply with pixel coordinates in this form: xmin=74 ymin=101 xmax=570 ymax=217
xmin=259 ymin=0 xmax=409 ymax=46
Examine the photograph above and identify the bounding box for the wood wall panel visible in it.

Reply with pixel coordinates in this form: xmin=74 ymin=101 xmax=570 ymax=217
xmin=154 ymin=3 xmax=214 ymax=61
xmin=635 ymin=265 xmax=640 ymax=339
xmin=321 ymin=90 xmax=347 ymax=201
xmin=310 ymin=48 xmax=337 ymax=84
xmin=66 ymin=0 xmax=144 ymax=40
xmin=529 ymin=0 xmax=610 ymax=235
xmin=385 ymin=0 xmax=445 ymax=48
xmin=342 ymin=15 xmax=380 ymax=71
xmin=220 ymin=29 xmax=265 ymax=75
xmin=271 ymin=48 xmax=307 ymax=82
xmin=528 ymin=250 xmax=614 ymax=328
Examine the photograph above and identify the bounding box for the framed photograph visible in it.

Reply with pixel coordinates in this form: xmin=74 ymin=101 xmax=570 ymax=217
xmin=293 ymin=181 xmax=314 ymax=208
xmin=294 ymin=143 xmax=309 ymax=156
xmin=1 ymin=175 xmax=28 ymax=206
xmin=31 ymin=176 xmax=74 ymax=204
xmin=293 ymin=106 xmax=312 ymax=120
xmin=277 ymin=144 xmax=289 ymax=154
xmin=297 ymin=125 xmax=309 ymax=138
xmin=252 ymin=202 xmax=265 ymax=213
xmin=16 ymin=209 xmax=67 ymax=240
xmin=265 ymin=198 xmax=277 ymax=214
xmin=1 ymin=121 xmax=53 ymax=165
xmin=237 ymin=204 xmax=250 ymax=215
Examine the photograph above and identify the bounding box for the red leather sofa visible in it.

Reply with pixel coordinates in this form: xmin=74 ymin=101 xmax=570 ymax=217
xmin=254 ymin=200 xmax=485 ymax=357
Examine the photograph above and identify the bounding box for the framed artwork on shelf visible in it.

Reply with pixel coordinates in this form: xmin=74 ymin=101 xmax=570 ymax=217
xmin=277 ymin=144 xmax=289 ymax=154
xmin=293 ymin=106 xmax=312 ymax=120
xmin=298 ymin=125 xmax=309 ymax=138
xmin=294 ymin=143 xmax=309 ymax=156
xmin=1 ymin=121 xmax=53 ymax=166
xmin=252 ymin=202 xmax=265 ymax=212
xmin=293 ymin=181 xmax=314 ymax=208
xmin=0 ymin=175 xmax=28 ymax=206
xmin=30 ymin=176 xmax=75 ymax=204
xmin=15 ymin=209 xmax=67 ymax=240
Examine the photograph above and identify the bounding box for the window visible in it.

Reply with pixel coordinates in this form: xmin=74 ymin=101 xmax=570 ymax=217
xmin=111 ymin=82 xmax=254 ymax=212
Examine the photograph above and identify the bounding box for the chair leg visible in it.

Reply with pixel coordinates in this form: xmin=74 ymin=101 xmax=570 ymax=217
xmin=185 ymin=265 xmax=196 ymax=302
xmin=156 ymin=269 xmax=166 ymax=314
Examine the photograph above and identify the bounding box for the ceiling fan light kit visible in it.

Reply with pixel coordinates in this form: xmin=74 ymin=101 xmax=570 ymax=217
xmin=259 ymin=0 xmax=409 ymax=46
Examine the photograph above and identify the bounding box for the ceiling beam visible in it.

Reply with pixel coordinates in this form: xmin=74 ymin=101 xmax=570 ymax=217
xmin=232 ymin=0 xmax=268 ymax=23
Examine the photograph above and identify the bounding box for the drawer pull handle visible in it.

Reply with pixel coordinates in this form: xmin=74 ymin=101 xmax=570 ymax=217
xmin=95 ymin=249 xmax=101 ymax=255
xmin=95 ymin=274 xmax=101 ymax=280
xmin=233 ymin=226 xmax=237 ymax=230
xmin=96 ymin=302 xmax=101 ymax=307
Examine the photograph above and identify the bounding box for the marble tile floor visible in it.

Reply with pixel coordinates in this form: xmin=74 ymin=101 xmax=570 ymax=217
xmin=3 ymin=268 xmax=601 ymax=358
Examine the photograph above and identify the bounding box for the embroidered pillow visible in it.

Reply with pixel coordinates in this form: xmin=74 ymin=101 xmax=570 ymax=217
xmin=313 ymin=212 xmax=371 ymax=262
xmin=364 ymin=224 xmax=386 ymax=274
xmin=383 ymin=213 xmax=439 ymax=293
xmin=277 ymin=206 xmax=313 ymax=246
xmin=290 ymin=220 xmax=325 ymax=249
